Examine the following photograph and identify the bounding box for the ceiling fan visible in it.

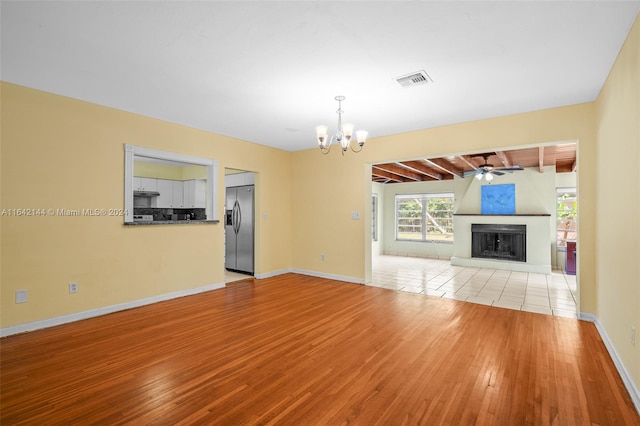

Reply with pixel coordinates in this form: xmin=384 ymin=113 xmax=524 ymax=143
xmin=464 ymin=153 xmax=523 ymax=181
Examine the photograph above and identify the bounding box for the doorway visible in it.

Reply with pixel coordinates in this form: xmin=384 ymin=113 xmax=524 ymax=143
xmin=367 ymin=142 xmax=580 ymax=316
xmin=224 ymin=169 xmax=256 ymax=282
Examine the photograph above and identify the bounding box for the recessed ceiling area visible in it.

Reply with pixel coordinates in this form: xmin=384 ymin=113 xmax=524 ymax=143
xmin=1 ymin=2 xmax=639 ymax=152
xmin=372 ymin=143 xmax=576 ymax=184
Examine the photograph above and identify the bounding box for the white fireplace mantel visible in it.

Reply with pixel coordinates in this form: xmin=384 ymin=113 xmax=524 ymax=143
xmin=451 ymin=214 xmax=552 ymax=274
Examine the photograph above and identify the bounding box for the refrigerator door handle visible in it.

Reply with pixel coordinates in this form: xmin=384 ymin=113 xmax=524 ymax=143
xmin=232 ymin=201 xmax=237 ymax=234
xmin=233 ymin=200 xmax=241 ymax=235
xmin=236 ymin=200 xmax=242 ymax=234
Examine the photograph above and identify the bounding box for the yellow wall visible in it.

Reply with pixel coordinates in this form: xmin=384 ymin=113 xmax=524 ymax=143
xmin=133 ymin=162 xmax=207 ymax=180
xmin=595 ymin=13 xmax=640 ymax=389
xmin=181 ymin=164 xmax=208 ymax=180
xmin=0 ymin=82 xmax=292 ymax=328
xmin=134 ymin=162 xmax=183 ymax=180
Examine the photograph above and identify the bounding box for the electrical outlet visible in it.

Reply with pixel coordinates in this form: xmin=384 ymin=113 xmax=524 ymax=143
xmin=321 ymin=254 xmax=326 ymax=262
xmin=632 ymin=326 xmax=636 ymax=346
xmin=351 ymin=211 xmax=361 ymax=220
xmin=69 ymin=282 xmax=78 ymax=294
xmin=16 ymin=290 xmax=28 ymax=303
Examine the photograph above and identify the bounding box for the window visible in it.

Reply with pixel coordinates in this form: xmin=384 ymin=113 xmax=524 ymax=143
xmin=556 ymin=188 xmax=577 ymax=249
xmin=372 ymin=194 xmax=378 ymax=241
xmin=396 ymin=193 xmax=454 ymax=242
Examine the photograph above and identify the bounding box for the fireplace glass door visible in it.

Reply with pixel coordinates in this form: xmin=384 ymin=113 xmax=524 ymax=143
xmin=471 ymin=224 xmax=526 ymax=262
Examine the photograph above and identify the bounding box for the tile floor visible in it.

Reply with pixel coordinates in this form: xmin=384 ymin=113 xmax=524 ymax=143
xmin=369 ymin=255 xmax=578 ymax=318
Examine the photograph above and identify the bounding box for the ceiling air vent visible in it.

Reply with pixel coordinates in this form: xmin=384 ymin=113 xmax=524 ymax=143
xmin=395 ymin=70 xmax=433 ymax=87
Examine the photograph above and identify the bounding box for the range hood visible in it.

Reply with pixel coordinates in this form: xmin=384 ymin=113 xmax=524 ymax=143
xmin=133 ymin=190 xmax=160 ymax=197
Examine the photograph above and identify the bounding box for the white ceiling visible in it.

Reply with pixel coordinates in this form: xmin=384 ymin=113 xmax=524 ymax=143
xmin=2 ymin=1 xmax=639 ymax=152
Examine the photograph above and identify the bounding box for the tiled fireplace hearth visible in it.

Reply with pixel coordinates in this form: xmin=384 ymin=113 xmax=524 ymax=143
xmin=452 ymin=214 xmax=551 ymax=274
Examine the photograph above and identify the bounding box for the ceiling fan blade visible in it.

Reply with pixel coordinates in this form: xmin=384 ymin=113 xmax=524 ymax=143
xmin=463 ymin=170 xmax=481 ymax=178
xmin=493 ymin=165 xmax=524 ymax=171
xmin=493 ymin=170 xmax=505 ymax=176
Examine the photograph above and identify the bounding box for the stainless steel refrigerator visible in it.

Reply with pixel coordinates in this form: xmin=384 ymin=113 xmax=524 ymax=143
xmin=225 ymin=185 xmax=254 ymax=274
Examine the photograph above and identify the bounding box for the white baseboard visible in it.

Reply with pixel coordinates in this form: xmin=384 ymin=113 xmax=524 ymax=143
xmin=246 ymin=268 xmax=363 ymax=284
xmin=0 ymin=282 xmax=225 ymax=338
xmin=254 ymin=269 xmax=292 ymax=279
xmin=291 ymin=269 xmax=364 ymax=285
xmin=580 ymin=312 xmax=640 ymax=414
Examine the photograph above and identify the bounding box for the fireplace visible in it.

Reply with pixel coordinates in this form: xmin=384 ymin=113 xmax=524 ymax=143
xmin=453 ymin=215 xmax=549 ymax=273
xmin=471 ymin=224 xmax=526 ymax=262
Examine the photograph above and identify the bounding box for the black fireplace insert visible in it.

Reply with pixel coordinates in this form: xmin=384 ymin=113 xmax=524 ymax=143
xmin=471 ymin=224 xmax=526 ymax=262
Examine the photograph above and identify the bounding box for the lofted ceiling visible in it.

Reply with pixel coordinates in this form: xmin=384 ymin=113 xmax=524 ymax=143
xmin=1 ymin=2 xmax=639 ymax=153
xmin=372 ymin=143 xmax=576 ymax=184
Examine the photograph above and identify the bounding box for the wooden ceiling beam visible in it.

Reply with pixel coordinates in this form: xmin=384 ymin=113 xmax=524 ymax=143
xmin=538 ymin=146 xmax=544 ymax=173
xmin=423 ymin=158 xmax=463 ymax=178
xmin=374 ymin=164 xmax=423 ymax=182
xmin=372 ymin=167 xmax=407 ymax=183
xmin=373 ymin=178 xmax=391 ymax=184
xmin=457 ymin=155 xmax=478 ymax=170
xmin=398 ymin=161 xmax=443 ymax=180
xmin=495 ymin=151 xmax=512 ymax=168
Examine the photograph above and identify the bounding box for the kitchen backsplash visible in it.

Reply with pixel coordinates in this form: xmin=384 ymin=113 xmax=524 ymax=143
xmin=133 ymin=208 xmax=206 ymax=221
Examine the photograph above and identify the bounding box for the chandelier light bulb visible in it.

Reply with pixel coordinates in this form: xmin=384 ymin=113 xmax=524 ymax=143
xmin=485 ymin=172 xmax=494 ymax=181
xmin=355 ymin=130 xmax=368 ymax=147
xmin=340 ymin=136 xmax=350 ymax=151
xmin=342 ymin=123 xmax=354 ymax=140
xmin=315 ymin=125 xmax=328 ymax=148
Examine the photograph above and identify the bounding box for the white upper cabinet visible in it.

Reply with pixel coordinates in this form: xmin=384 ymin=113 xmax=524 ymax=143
xmin=184 ymin=179 xmax=206 ymax=208
xmin=156 ymin=179 xmax=174 ymax=208
xmin=133 ymin=177 xmax=158 ymax=191
xmin=135 ymin=177 xmax=206 ymax=209
xmin=225 ymin=172 xmax=254 ymax=188
xmin=172 ymin=180 xmax=184 ymax=208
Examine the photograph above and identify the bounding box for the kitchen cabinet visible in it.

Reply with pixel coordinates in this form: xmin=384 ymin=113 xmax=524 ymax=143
xmin=225 ymin=172 xmax=254 ymax=188
xmin=156 ymin=179 xmax=174 ymax=208
xmin=137 ymin=178 xmax=205 ymax=209
xmin=194 ymin=179 xmax=206 ymax=208
xmin=172 ymin=180 xmax=184 ymax=208
xmin=133 ymin=177 xmax=158 ymax=191
xmin=184 ymin=179 xmax=206 ymax=208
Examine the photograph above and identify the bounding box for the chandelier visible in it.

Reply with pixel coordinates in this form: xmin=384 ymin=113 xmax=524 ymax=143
xmin=315 ymin=96 xmax=367 ymax=155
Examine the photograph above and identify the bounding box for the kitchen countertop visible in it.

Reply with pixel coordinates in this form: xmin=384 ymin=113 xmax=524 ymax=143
xmin=125 ymin=220 xmax=219 ymax=226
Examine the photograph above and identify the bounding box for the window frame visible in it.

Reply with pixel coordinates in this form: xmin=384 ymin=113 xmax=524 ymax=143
xmin=556 ymin=187 xmax=577 ymax=250
xmin=395 ymin=193 xmax=454 ymax=243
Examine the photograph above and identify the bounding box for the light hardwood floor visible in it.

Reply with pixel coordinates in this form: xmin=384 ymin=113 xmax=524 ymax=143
xmin=1 ymin=273 xmax=638 ymax=424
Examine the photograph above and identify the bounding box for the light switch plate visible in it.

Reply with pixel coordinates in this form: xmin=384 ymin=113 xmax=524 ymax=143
xmin=16 ymin=290 xmax=28 ymax=303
